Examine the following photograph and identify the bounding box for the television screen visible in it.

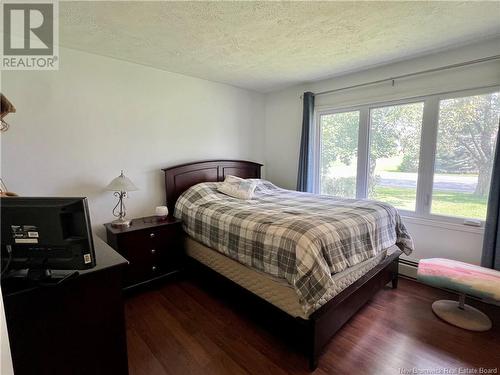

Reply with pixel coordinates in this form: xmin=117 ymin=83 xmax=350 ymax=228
xmin=1 ymin=197 xmax=96 ymax=276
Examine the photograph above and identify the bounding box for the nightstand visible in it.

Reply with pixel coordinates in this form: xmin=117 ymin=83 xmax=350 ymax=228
xmin=104 ymin=216 xmax=184 ymax=289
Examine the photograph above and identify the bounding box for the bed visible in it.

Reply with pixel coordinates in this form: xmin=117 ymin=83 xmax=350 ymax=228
xmin=162 ymin=159 xmax=412 ymax=370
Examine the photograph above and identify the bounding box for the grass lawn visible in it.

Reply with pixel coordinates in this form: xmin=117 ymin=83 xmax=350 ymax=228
xmin=372 ymin=186 xmax=487 ymax=220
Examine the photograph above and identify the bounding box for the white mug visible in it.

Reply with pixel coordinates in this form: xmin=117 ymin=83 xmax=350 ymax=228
xmin=155 ymin=206 xmax=169 ymax=217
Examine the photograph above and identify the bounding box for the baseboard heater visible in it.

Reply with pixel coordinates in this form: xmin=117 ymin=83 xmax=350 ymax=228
xmin=398 ymin=258 xmax=419 ymax=279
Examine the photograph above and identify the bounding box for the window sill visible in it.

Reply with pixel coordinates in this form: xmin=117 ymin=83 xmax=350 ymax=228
xmin=401 ymin=215 xmax=485 ymax=235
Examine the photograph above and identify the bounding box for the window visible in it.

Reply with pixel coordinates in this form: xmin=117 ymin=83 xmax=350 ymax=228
xmin=319 ymin=111 xmax=360 ymax=198
xmin=368 ymin=103 xmax=424 ymax=210
xmin=431 ymin=92 xmax=500 ymax=220
xmin=316 ymin=87 xmax=500 ymax=224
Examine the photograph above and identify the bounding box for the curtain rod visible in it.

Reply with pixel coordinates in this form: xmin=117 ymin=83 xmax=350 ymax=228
xmin=315 ymin=83 xmax=500 ymax=113
xmin=310 ymin=54 xmax=500 ymax=98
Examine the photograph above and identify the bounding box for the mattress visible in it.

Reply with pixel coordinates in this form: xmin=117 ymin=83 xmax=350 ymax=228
xmin=186 ymin=237 xmax=398 ymax=319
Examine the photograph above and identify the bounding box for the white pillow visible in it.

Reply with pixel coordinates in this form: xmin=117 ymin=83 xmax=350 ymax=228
xmin=224 ymin=175 xmax=245 ymax=183
xmin=217 ymin=175 xmax=257 ymax=200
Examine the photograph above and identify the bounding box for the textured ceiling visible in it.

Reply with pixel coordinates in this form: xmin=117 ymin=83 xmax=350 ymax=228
xmin=59 ymin=1 xmax=500 ymax=92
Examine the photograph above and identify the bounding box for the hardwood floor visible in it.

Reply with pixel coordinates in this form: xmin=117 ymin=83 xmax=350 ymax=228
xmin=125 ymin=277 xmax=500 ymax=375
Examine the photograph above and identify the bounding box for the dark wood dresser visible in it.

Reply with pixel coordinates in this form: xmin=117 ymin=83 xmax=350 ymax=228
xmin=104 ymin=216 xmax=184 ymax=289
xmin=1 ymin=237 xmax=129 ymax=375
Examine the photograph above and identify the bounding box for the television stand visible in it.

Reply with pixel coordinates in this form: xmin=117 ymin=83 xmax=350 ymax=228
xmin=1 ymin=237 xmax=129 ymax=375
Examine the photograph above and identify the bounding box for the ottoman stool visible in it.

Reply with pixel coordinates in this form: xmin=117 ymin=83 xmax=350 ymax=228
xmin=417 ymin=258 xmax=500 ymax=332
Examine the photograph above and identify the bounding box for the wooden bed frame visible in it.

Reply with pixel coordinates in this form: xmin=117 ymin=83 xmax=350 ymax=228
xmin=162 ymin=159 xmax=401 ymax=370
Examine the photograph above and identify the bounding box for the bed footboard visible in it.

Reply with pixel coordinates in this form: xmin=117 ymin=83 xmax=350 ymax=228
xmin=306 ymin=252 xmax=400 ymax=370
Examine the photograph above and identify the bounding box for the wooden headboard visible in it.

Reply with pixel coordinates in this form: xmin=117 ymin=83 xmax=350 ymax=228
xmin=162 ymin=160 xmax=263 ymax=215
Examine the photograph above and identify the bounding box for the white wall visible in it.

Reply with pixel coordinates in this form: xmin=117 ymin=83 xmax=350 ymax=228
xmin=0 ymin=47 xmax=265 ymax=238
xmin=264 ymin=37 xmax=500 ymax=265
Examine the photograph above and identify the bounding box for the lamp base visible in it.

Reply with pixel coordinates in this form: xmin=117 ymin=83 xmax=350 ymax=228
xmin=111 ymin=218 xmax=132 ymax=228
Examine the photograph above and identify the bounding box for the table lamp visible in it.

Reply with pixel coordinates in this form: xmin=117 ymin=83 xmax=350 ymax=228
xmin=106 ymin=170 xmax=138 ymax=228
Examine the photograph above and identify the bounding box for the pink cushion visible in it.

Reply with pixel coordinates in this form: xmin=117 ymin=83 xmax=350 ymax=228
xmin=417 ymin=258 xmax=500 ymax=301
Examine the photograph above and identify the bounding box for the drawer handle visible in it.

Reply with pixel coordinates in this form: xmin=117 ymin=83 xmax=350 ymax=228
xmin=149 ymin=233 xmax=155 ymax=238
xmin=152 ymin=266 xmax=157 ymax=272
xmin=151 ymin=249 xmax=156 ymax=254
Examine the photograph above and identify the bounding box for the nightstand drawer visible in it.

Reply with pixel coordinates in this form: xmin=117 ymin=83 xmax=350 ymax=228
xmin=124 ymin=245 xmax=182 ymax=273
xmin=119 ymin=227 xmax=179 ymax=254
xmin=150 ymin=226 xmax=182 ymax=250
xmin=125 ymin=260 xmax=165 ymax=286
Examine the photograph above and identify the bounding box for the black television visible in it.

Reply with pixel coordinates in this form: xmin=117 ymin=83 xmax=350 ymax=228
xmin=1 ymin=197 xmax=96 ymax=280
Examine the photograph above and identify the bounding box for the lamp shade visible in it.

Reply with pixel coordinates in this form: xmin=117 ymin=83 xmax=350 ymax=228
xmin=105 ymin=171 xmax=138 ymax=192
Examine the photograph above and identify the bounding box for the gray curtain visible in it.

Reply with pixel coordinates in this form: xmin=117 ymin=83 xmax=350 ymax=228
xmin=296 ymin=92 xmax=315 ymax=192
xmin=481 ymin=120 xmax=500 ymax=270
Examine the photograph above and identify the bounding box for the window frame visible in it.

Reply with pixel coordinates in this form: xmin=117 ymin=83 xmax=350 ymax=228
xmin=314 ymin=85 xmax=500 ymax=227
xmin=314 ymin=107 xmax=366 ymax=199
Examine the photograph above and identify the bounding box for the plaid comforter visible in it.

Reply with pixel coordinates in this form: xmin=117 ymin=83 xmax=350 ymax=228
xmin=175 ymin=180 xmax=413 ymax=312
